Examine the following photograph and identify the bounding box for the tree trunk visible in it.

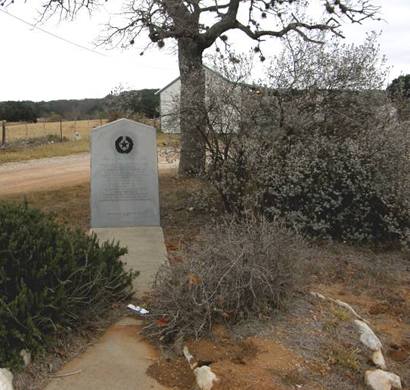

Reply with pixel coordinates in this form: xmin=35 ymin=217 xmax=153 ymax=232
xmin=177 ymin=38 xmax=206 ymax=176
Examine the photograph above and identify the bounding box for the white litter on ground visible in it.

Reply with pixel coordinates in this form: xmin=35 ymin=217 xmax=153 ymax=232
xmin=127 ymin=304 xmax=149 ymax=315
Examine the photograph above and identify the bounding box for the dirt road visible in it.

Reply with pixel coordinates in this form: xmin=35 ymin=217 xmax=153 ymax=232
xmin=0 ymin=152 xmax=177 ymax=197
xmin=0 ymin=153 xmax=90 ymax=197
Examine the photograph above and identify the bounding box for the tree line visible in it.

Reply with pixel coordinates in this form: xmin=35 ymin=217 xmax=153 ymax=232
xmin=0 ymin=89 xmax=159 ymax=123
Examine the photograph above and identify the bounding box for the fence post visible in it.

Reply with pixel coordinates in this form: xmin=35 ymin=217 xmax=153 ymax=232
xmin=60 ymin=120 xmax=63 ymax=142
xmin=1 ymin=121 xmax=6 ymax=146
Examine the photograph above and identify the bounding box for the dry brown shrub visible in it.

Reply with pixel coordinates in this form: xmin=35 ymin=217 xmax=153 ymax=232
xmin=145 ymin=217 xmax=309 ymax=342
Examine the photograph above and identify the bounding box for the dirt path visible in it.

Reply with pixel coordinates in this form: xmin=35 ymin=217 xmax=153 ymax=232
xmin=0 ymin=152 xmax=178 ymax=197
xmin=0 ymin=153 xmax=90 ymax=196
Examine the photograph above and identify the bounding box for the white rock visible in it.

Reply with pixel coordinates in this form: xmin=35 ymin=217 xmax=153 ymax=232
xmin=310 ymin=292 xmax=368 ymax=322
xmin=365 ymin=369 xmax=402 ymax=390
xmin=0 ymin=368 xmax=13 ymax=390
xmin=183 ymin=346 xmax=218 ymax=390
xmin=310 ymin=291 xmax=326 ymax=300
xmin=372 ymin=349 xmax=386 ymax=370
xmin=193 ymin=365 xmax=218 ymax=390
xmin=19 ymin=349 xmax=31 ymax=367
xmin=183 ymin=346 xmax=196 ymax=369
xmin=354 ymin=320 xmax=382 ymax=351
xmin=334 ymin=299 xmax=366 ymax=321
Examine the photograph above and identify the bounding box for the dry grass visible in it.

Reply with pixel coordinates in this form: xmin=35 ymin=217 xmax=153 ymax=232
xmin=0 ymin=119 xmax=180 ymax=164
xmin=327 ymin=345 xmax=361 ymax=373
xmin=0 ymin=139 xmax=90 ymax=164
xmin=5 ymin=119 xmax=105 ymax=142
xmin=330 ymin=304 xmax=351 ymax=322
xmin=0 ymin=183 xmax=90 ymax=231
xmin=0 ymin=168 xmax=195 ymax=234
xmin=5 ymin=119 xmax=178 ymax=144
xmin=159 ymin=170 xmax=220 ymax=246
xmin=0 ymin=119 xmax=100 ymax=164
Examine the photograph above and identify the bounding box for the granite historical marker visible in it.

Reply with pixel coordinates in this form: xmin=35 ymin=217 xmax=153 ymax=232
xmin=90 ymin=118 xmax=160 ymax=227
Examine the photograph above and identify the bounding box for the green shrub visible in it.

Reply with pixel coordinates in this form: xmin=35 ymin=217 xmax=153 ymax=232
xmin=206 ymin=121 xmax=410 ymax=245
xmin=0 ymin=203 xmax=136 ymax=368
xmin=258 ymin=127 xmax=410 ymax=243
xmin=145 ymin=218 xmax=307 ymax=341
xmin=202 ymin=33 xmax=410 ymax=245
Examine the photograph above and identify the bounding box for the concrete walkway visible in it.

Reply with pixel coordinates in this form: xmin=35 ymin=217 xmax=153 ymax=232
xmin=45 ymin=227 xmax=169 ymax=390
xmin=45 ymin=318 xmax=168 ymax=390
xmin=92 ymin=227 xmax=167 ymax=295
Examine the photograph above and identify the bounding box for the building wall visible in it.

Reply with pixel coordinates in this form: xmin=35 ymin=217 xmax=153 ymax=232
xmin=159 ymin=78 xmax=181 ymax=133
xmin=159 ymin=68 xmax=237 ymax=133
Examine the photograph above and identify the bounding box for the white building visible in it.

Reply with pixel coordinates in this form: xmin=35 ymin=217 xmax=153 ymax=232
xmin=156 ymin=73 xmax=182 ymax=133
xmin=156 ymin=65 xmax=239 ymax=133
xmin=157 ymin=70 xmax=398 ymax=137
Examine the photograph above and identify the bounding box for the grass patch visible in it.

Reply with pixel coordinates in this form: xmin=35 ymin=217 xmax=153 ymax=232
xmin=0 ymin=139 xmax=90 ymax=164
xmin=159 ymin=171 xmax=218 ymax=244
xmin=322 ymin=304 xmax=351 ymax=334
xmin=279 ymin=369 xmax=307 ymax=387
xmin=5 ymin=119 xmax=104 ymax=142
xmin=322 ymin=318 xmax=341 ymax=334
xmin=1 ymin=183 xmax=90 ymax=231
xmin=1 ymin=120 xmax=180 ymax=164
xmin=327 ymin=345 xmax=361 ymax=373
xmin=0 ymin=166 xmax=193 ymax=234
xmin=330 ymin=305 xmax=351 ymax=322
xmin=0 ymin=167 xmax=196 ymax=236
xmin=157 ymin=132 xmax=180 ymax=147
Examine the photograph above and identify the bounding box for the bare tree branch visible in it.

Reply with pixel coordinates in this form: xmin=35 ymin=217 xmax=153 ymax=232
xmin=6 ymin=0 xmax=381 ymax=52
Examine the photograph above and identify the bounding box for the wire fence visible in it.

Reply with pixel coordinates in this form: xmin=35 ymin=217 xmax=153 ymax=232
xmin=1 ymin=119 xmax=107 ymax=146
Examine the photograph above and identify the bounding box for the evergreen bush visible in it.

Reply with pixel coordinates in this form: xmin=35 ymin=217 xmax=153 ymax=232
xmin=0 ymin=203 xmax=136 ymax=368
xmin=202 ymin=34 xmax=410 ymax=245
xmin=258 ymin=128 xmax=410 ymax=243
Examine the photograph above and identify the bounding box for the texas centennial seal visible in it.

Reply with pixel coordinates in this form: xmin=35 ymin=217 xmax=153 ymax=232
xmin=115 ymin=136 xmax=134 ymax=154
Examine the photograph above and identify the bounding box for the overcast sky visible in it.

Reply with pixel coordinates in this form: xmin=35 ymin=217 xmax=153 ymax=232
xmin=0 ymin=0 xmax=409 ymax=102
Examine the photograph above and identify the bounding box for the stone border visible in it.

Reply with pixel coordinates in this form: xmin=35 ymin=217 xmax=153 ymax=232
xmin=310 ymin=291 xmax=402 ymax=390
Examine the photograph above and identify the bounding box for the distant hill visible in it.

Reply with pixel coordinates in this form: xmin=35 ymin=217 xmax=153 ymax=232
xmin=0 ymin=89 xmax=159 ymax=122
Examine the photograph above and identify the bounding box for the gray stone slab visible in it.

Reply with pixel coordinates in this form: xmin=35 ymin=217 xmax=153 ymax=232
xmin=92 ymin=227 xmax=167 ymax=296
xmin=91 ymin=118 xmax=160 ymax=228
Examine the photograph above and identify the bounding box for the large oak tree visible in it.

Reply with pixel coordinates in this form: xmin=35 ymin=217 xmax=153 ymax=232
xmin=5 ymin=0 xmax=379 ymax=175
